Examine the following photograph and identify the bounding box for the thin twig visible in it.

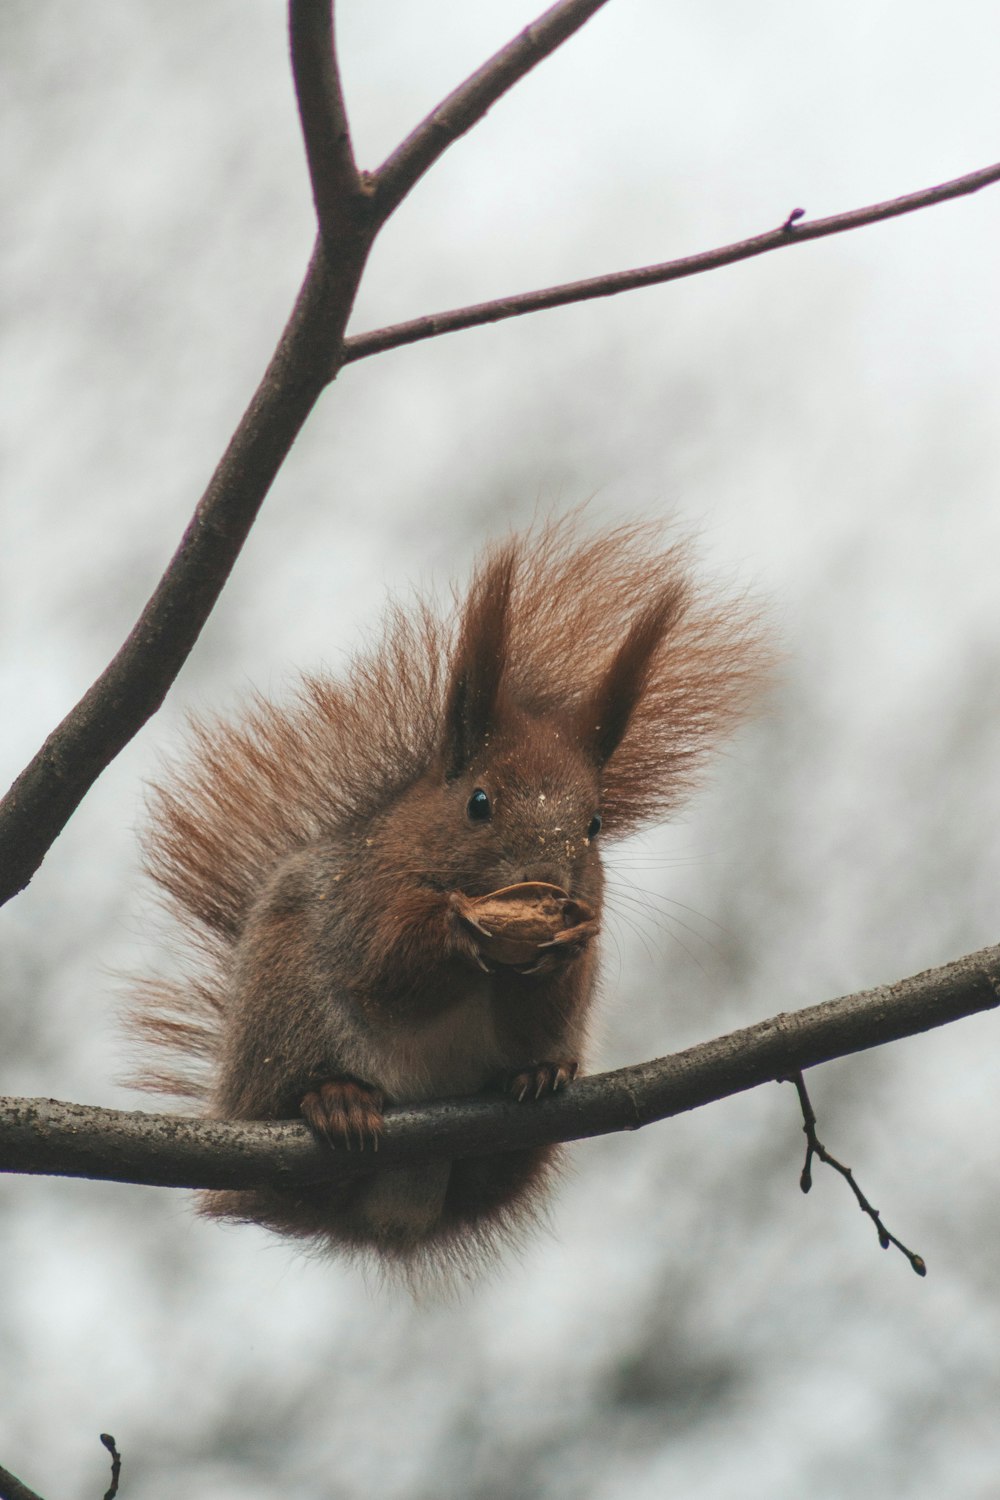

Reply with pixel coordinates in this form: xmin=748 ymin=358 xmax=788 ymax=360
xmin=289 ymin=0 xmax=368 ymax=243
xmin=1 ymin=943 xmax=997 ymax=1192
xmin=784 ymin=1071 xmax=927 ymax=1276
xmin=99 ymin=1435 xmax=121 ymax=1500
xmin=371 ymin=0 xmax=613 ymax=223
xmin=343 ymin=160 xmax=1000 ymax=365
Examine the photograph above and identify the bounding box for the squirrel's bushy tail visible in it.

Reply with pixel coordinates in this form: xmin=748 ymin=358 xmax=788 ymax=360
xmin=127 ymin=516 xmax=770 ymax=1104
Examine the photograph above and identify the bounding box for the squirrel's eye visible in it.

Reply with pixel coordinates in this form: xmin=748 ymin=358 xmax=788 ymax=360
xmin=467 ymin=788 xmax=492 ymax=822
xmin=587 ymin=813 xmax=602 ymax=839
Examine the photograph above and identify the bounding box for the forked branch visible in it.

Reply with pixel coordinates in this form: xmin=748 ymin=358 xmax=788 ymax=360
xmin=3 ymin=2 xmax=998 ymax=914
xmin=0 ymin=0 xmax=610 ymax=906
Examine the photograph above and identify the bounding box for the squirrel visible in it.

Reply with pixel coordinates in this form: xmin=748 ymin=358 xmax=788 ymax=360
xmin=128 ymin=518 xmax=768 ymax=1276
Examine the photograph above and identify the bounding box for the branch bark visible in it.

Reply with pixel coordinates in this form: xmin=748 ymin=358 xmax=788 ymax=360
xmin=2 ymin=944 xmax=996 ymax=1192
xmin=0 ymin=240 xmax=360 ymax=909
xmin=5 ymin=0 xmax=996 ymax=912
xmin=0 ymin=0 xmax=610 ymax=908
xmin=370 ymin=0 xmax=613 ymax=223
xmin=0 ymin=1 xmax=374 ymax=907
xmin=342 ymin=159 xmax=1000 ymax=365
xmin=0 ymin=1465 xmax=44 ymax=1500
xmin=289 ymin=0 xmax=363 ymax=242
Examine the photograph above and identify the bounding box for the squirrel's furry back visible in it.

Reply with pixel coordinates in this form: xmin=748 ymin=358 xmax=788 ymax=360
xmin=130 ymin=517 xmax=765 ymax=1105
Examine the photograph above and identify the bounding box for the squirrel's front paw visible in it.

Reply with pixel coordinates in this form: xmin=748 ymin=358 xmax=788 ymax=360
xmin=448 ymin=891 xmax=496 ymax=973
xmin=506 ymin=1060 xmax=579 ymax=1102
xmin=301 ymin=1078 xmax=385 ymax=1150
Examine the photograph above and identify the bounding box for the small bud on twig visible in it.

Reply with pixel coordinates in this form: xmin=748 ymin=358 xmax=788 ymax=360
xmin=782 ymin=1071 xmax=927 ymax=1276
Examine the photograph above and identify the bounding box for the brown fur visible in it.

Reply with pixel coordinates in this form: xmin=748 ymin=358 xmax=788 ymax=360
xmin=128 ymin=517 xmax=769 ymax=1275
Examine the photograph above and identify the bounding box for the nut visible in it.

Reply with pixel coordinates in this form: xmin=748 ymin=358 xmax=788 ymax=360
xmin=468 ymin=881 xmax=593 ymax=966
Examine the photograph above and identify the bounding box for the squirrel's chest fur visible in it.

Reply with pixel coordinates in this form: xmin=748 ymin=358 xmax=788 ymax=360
xmin=350 ymin=981 xmax=504 ymax=1103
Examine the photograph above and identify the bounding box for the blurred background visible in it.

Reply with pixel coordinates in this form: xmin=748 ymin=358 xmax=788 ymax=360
xmin=2 ymin=2 xmax=999 ymax=1496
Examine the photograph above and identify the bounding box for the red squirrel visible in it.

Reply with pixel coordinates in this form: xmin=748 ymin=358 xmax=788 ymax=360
xmin=129 ymin=519 xmax=767 ymax=1274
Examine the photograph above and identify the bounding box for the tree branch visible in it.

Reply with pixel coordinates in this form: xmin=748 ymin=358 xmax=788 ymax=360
xmin=0 ymin=0 xmax=617 ymax=908
xmin=289 ymin=0 xmax=366 ymax=243
xmin=2 ymin=944 xmax=996 ymax=1192
xmin=370 ymin=0 xmax=613 ymax=223
xmin=0 ymin=0 xmax=380 ymax=909
xmin=783 ymin=1071 xmax=927 ymax=1276
xmin=99 ymin=1435 xmax=121 ymax=1500
xmin=5 ymin=1 xmax=994 ymax=936
xmin=0 ymin=236 xmax=366 ymax=909
xmin=0 ymin=1465 xmax=44 ymax=1500
xmin=343 ymin=160 xmax=1000 ymax=365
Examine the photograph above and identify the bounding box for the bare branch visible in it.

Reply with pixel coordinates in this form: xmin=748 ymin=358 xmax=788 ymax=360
xmin=784 ymin=1071 xmax=926 ymax=1277
xmin=0 ymin=1463 xmax=44 ymax=1500
xmin=0 ymin=0 xmax=615 ymax=906
xmin=2 ymin=944 xmax=997 ymax=1192
xmin=0 ymin=3 xmax=388 ymax=908
xmin=0 ymin=1435 xmax=119 ymax=1500
xmin=343 ymin=160 xmax=1000 ymax=365
xmin=0 ymin=236 xmax=371 ymax=908
xmin=289 ymin=0 xmax=368 ymax=242
xmin=370 ymin=0 xmax=613 ymax=224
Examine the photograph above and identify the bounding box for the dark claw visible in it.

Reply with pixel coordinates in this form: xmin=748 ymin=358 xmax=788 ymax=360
xmin=514 ymin=957 xmax=548 ymax=976
xmin=458 ymin=911 xmax=493 ymax=941
xmin=300 ymin=1078 xmax=385 ymax=1151
xmin=535 ymin=919 xmax=599 ymax=956
xmin=449 ymin=892 xmax=497 ymax=972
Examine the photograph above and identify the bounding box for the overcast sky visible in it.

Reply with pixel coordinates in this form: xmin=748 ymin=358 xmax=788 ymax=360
xmin=2 ymin=4 xmax=999 ymax=1497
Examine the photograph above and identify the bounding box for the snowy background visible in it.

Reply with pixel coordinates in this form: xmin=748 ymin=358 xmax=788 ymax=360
xmin=2 ymin=2 xmax=999 ymax=1496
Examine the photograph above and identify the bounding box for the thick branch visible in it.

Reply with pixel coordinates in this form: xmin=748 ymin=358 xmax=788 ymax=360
xmin=289 ymin=0 xmax=367 ymax=243
xmin=344 ymin=160 xmax=1000 ymax=364
xmin=0 ymin=1466 xmax=43 ymax=1500
xmin=370 ymin=0 xmax=612 ymax=223
xmin=0 ymin=234 xmax=371 ymax=909
xmin=2 ymin=944 xmax=996 ymax=1192
xmin=0 ymin=1 xmax=387 ymax=908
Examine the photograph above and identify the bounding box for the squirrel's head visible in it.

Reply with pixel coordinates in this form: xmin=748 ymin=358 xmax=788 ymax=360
xmin=439 ymin=707 xmax=604 ymax=900
xmin=421 ymin=543 xmax=686 ymax=904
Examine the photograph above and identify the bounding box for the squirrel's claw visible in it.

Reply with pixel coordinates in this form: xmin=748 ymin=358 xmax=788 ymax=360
xmin=517 ymin=918 xmax=599 ymax=974
xmin=535 ymin=918 xmax=600 ymax=955
xmin=301 ymin=1078 xmax=385 ymax=1151
xmin=448 ymin=891 xmax=496 ymax=972
xmin=506 ymin=1060 xmax=579 ymax=1103
xmin=455 ymin=910 xmax=493 ymax=942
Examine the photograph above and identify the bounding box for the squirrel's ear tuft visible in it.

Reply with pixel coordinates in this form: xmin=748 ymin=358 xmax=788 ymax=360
xmin=578 ymin=582 xmax=687 ymax=767
xmin=442 ymin=546 xmax=516 ymax=779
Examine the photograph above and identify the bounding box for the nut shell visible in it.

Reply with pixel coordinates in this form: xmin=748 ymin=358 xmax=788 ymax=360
xmin=468 ymin=882 xmax=593 ymax=966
